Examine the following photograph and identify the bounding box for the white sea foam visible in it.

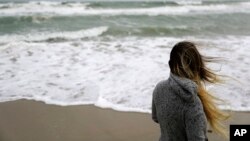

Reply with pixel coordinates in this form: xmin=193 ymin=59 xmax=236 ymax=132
xmin=0 ymin=1 xmax=250 ymax=16
xmin=0 ymin=36 xmax=250 ymax=112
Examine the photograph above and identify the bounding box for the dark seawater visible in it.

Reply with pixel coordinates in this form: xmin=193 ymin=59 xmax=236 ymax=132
xmin=1 ymin=0 xmax=250 ymax=37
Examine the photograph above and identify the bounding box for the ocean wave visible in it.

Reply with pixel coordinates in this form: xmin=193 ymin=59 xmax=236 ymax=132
xmin=0 ymin=26 xmax=192 ymax=42
xmin=0 ymin=26 xmax=108 ymax=43
xmin=103 ymin=26 xmax=191 ymax=36
xmin=1 ymin=1 xmax=250 ymax=16
xmin=14 ymin=15 xmax=52 ymax=23
xmin=85 ymin=1 xmax=182 ymax=9
xmin=0 ymin=1 xmax=90 ymax=9
xmin=0 ymin=1 xmax=89 ymax=16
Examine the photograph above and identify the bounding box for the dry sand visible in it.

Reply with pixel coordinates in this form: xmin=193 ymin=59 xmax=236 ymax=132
xmin=0 ymin=100 xmax=249 ymax=141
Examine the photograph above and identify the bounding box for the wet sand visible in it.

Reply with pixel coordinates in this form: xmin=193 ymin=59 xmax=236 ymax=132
xmin=0 ymin=100 xmax=249 ymax=141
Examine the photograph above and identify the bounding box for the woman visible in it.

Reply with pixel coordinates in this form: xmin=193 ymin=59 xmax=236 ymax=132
xmin=152 ymin=41 xmax=229 ymax=141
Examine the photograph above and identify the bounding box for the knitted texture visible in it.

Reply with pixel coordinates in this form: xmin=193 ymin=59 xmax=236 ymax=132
xmin=152 ymin=73 xmax=207 ymax=141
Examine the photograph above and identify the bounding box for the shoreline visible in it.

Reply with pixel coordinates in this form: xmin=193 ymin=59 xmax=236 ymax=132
xmin=0 ymin=99 xmax=249 ymax=141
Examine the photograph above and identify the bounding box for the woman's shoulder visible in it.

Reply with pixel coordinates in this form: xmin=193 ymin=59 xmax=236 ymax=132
xmin=152 ymin=79 xmax=169 ymax=97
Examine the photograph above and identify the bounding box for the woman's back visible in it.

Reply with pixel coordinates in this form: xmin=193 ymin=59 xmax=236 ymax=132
xmin=152 ymin=73 xmax=207 ymax=141
xmin=152 ymin=41 xmax=229 ymax=141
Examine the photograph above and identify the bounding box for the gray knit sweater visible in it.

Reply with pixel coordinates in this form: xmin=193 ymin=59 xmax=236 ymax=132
xmin=152 ymin=73 xmax=208 ymax=141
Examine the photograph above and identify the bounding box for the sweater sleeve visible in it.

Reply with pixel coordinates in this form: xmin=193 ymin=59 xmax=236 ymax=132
xmin=184 ymin=97 xmax=207 ymax=141
xmin=152 ymin=86 xmax=159 ymax=123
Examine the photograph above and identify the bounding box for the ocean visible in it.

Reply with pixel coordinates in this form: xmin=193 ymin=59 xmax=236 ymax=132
xmin=0 ymin=0 xmax=250 ymax=112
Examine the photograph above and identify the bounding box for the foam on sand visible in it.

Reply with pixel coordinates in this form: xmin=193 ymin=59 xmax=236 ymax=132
xmin=0 ymin=36 xmax=250 ymax=112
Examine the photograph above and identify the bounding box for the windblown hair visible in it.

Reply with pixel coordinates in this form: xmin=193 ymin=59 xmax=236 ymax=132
xmin=169 ymin=41 xmax=229 ymax=138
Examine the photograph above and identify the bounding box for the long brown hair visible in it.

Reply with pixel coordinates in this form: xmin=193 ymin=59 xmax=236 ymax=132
xmin=169 ymin=41 xmax=229 ymax=138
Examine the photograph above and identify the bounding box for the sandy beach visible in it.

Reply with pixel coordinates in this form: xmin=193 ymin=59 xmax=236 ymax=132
xmin=1 ymin=1 xmax=250 ymax=141
xmin=0 ymin=100 xmax=249 ymax=141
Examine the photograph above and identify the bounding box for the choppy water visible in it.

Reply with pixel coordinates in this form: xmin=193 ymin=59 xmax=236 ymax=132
xmin=0 ymin=0 xmax=250 ymax=112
